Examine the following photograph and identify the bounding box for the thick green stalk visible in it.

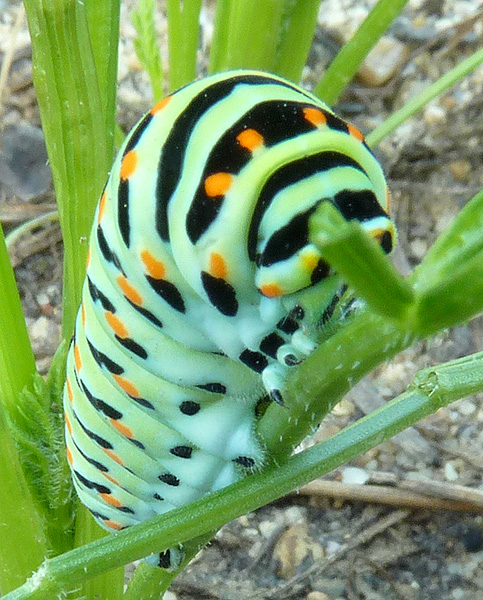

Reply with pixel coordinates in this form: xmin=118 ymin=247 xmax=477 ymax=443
xmin=274 ymin=0 xmax=321 ymax=82
xmin=209 ymin=0 xmax=284 ymax=73
xmin=315 ymin=0 xmax=410 ymax=104
xmin=6 ymin=348 xmax=483 ymax=600
xmin=23 ymin=0 xmax=119 ymax=341
xmin=167 ymin=0 xmax=202 ymax=91
xmin=367 ymin=47 xmax=483 ymax=146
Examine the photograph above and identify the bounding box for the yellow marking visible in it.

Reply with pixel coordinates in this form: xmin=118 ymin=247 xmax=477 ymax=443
xmin=98 ymin=191 xmax=107 ymax=224
xmin=102 ymin=472 xmax=120 ymax=485
xmin=74 ymin=345 xmax=82 ymax=372
xmin=236 ymin=128 xmax=264 ymax=151
xmin=66 ymin=379 xmax=74 ymax=403
xmin=105 ymin=311 xmax=129 ymax=339
xmin=65 ymin=411 xmax=73 ymax=434
xmin=66 ymin=446 xmax=73 ymax=465
xmin=303 ymin=107 xmax=327 ymax=127
xmin=117 ymin=275 xmax=143 ymax=305
xmin=151 ymin=96 xmax=171 ymax=115
xmin=100 ymin=493 xmax=122 ymax=507
xmin=259 ymin=283 xmax=282 ymax=298
xmin=347 ymin=123 xmax=364 ymax=142
xmin=113 ymin=374 xmax=140 ymax=399
xmin=204 ymin=172 xmax=233 ymax=198
xmin=140 ymin=249 xmax=166 ymax=279
xmin=86 ymin=247 xmax=91 ymax=268
xmin=81 ymin=303 xmax=86 ymax=327
xmin=120 ymin=150 xmax=138 ymax=180
xmin=109 ymin=417 xmax=135 ymax=439
xmin=104 ymin=520 xmax=123 ymax=530
xmin=301 ymin=253 xmax=320 ymax=272
xmin=209 ymin=252 xmax=227 ymax=279
xmin=103 ymin=449 xmax=125 ymax=467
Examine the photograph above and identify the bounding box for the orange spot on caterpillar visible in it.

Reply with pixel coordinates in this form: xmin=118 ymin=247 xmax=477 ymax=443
xmin=66 ymin=378 xmax=74 ymax=403
xmin=66 ymin=446 xmax=73 ymax=465
xmin=204 ymin=172 xmax=233 ymax=198
xmin=303 ymin=107 xmax=327 ymax=127
xmin=151 ymin=96 xmax=171 ymax=115
xmin=74 ymin=345 xmax=82 ymax=372
xmin=81 ymin=303 xmax=86 ymax=327
xmin=65 ymin=412 xmax=72 ymax=434
xmin=102 ymin=472 xmax=120 ymax=484
xmin=140 ymin=249 xmax=166 ymax=279
xmin=86 ymin=247 xmax=91 ymax=268
xmin=117 ymin=276 xmax=143 ymax=305
xmin=104 ymin=520 xmax=123 ymax=530
xmin=347 ymin=124 xmax=364 ymax=142
xmin=100 ymin=493 xmax=122 ymax=507
xmin=260 ymin=283 xmax=282 ymax=298
xmin=236 ymin=128 xmax=264 ymax=151
xmin=109 ymin=417 xmax=135 ymax=439
xmin=105 ymin=311 xmax=129 ymax=339
xmin=120 ymin=150 xmax=138 ymax=180
xmin=98 ymin=191 xmax=107 ymax=224
xmin=209 ymin=252 xmax=227 ymax=279
xmin=113 ymin=374 xmax=140 ymax=399
xmin=103 ymin=449 xmax=125 ymax=467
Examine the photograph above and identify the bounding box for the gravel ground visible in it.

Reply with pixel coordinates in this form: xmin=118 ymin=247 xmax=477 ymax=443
xmin=2 ymin=1 xmax=483 ymax=599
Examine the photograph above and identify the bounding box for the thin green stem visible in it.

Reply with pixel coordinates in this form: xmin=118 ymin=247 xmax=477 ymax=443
xmin=132 ymin=0 xmax=164 ymax=101
xmin=167 ymin=0 xmax=202 ymax=91
xmin=6 ymin=347 xmax=483 ymax=600
xmin=315 ymin=0 xmax=410 ymax=104
xmin=274 ymin=0 xmax=321 ymax=82
xmin=367 ymin=47 xmax=483 ymax=147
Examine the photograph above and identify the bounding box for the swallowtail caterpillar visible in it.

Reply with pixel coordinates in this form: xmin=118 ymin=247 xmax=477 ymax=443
xmin=64 ymin=70 xmax=395 ymax=568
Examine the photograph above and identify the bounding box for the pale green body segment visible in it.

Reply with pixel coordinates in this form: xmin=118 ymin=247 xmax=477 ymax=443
xmin=63 ymin=70 xmax=394 ymax=567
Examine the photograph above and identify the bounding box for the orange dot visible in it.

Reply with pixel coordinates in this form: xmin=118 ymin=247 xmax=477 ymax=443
xmin=66 ymin=446 xmax=73 ymax=465
xmin=120 ymin=150 xmax=138 ymax=180
xmin=100 ymin=493 xmax=122 ymax=507
xmin=109 ymin=417 xmax=135 ymax=439
xmin=209 ymin=252 xmax=227 ymax=279
xmin=303 ymin=107 xmax=327 ymax=128
xmin=347 ymin=124 xmax=364 ymax=142
xmin=204 ymin=172 xmax=233 ymax=198
xmin=105 ymin=311 xmax=129 ymax=339
xmin=102 ymin=472 xmax=120 ymax=485
xmin=66 ymin=379 xmax=74 ymax=403
xmin=117 ymin=276 xmax=143 ymax=306
xmin=103 ymin=449 xmax=125 ymax=467
xmin=65 ymin=412 xmax=73 ymax=434
xmin=97 ymin=191 xmax=107 ymax=224
xmin=236 ymin=129 xmax=264 ymax=151
xmin=81 ymin=303 xmax=86 ymax=326
xmin=104 ymin=520 xmax=123 ymax=530
xmin=140 ymin=249 xmax=166 ymax=279
xmin=74 ymin=345 xmax=82 ymax=372
xmin=151 ymin=96 xmax=171 ymax=115
xmin=113 ymin=374 xmax=140 ymax=399
xmin=86 ymin=247 xmax=91 ymax=268
xmin=259 ymin=283 xmax=282 ymax=298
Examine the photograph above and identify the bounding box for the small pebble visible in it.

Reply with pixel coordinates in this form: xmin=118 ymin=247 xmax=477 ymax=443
xmin=340 ymin=466 xmax=369 ymax=485
xmin=444 ymin=461 xmax=459 ymax=482
xmin=423 ymin=104 xmax=446 ymax=126
xmin=307 ymin=592 xmax=331 ymax=600
xmin=357 ymin=36 xmax=409 ymax=87
xmin=449 ymin=160 xmax=471 ymax=182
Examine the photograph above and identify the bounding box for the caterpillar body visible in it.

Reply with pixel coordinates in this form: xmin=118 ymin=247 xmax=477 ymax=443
xmin=64 ymin=70 xmax=395 ymax=568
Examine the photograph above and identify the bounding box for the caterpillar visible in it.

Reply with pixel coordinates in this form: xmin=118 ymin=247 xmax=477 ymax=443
xmin=63 ymin=70 xmax=395 ymax=568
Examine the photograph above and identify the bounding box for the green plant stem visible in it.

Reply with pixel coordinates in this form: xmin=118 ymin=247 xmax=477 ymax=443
xmin=132 ymin=0 xmax=164 ymax=101
xmin=315 ymin=0 xmax=410 ymax=104
xmin=167 ymin=0 xmax=202 ymax=91
xmin=273 ymin=0 xmax=321 ymax=82
xmin=6 ymin=347 xmax=483 ymax=600
xmin=367 ymin=47 xmax=483 ymax=146
xmin=23 ymin=0 xmax=119 ymax=341
xmin=209 ymin=0 xmax=284 ymax=74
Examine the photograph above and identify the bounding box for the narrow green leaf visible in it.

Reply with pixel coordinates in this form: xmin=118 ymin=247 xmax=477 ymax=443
xmin=132 ymin=0 xmax=164 ymax=101
xmin=167 ymin=0 xmax=201 ymax=91
xmin=315 ymin=0 xmax=410 ymax=105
